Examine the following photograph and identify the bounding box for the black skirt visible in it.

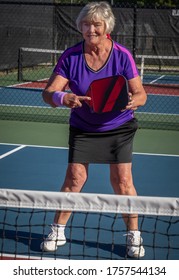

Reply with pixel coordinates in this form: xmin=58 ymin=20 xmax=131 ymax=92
xmin=68 ymin=118 xmax=138 ymax=164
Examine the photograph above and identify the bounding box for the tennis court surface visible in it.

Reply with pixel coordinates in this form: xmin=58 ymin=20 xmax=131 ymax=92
xmin=0 ymin=62 xmax=179 ymax=260
xmin=0 ymin=142 xmax=178 ymax=260
xmin=0 ymin=71 xmax=179 ymax=130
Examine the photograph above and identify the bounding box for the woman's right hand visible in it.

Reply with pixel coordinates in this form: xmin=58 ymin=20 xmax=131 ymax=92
xmin=63 ymin=93 xmax=91 ymax=108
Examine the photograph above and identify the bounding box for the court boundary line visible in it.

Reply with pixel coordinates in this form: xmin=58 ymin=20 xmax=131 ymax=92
xmin=0 ymin=253 xmax=64 ymax=260
xmin=150 ymin=75 xmax=165 ymax=84
xmin=136 ymin=111 xmax=179 ymax=116
xmin=147 ymin=93 xmax=179 ymax=97
xmin=0 ymin=104 xmax=69 ymax=110
xmin=0 ymin=145 xmax=26 ymax=160
xmin=0 ymin=142 xmax=178 ymax=157
xmin=7 ymin=78 xmax=49 ymax=88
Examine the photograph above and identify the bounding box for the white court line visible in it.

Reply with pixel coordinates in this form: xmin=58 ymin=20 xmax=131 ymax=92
xmin=0 ymin=145 xmax=26 ymax=160
xmin=0 ymin=253 xmax=58 ymax=260
xmin=7 ymin=78 xmax=48 ymax=88
xmin=0 ymin=142 xmax=178 ymax=157
xmin=150 ymin=75 xmax=165 ymax=84
xmin=133 ymin=152 xmax=179 ymax=158
xmin=0 ymin=142 xmax=68 ymax=150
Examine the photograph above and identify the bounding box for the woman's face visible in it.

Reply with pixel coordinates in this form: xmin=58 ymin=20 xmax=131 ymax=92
xmin=81 ymin=18 xmax=106 ymax=46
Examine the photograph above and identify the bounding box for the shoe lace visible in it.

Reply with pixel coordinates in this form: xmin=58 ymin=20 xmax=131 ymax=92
xmin=47 ymin=228 xmax=57 ymax=239
xmin=47 ymin=225 xmax=64 ymax=239
xmin=124 ymin=233 xmax=141 ymax=246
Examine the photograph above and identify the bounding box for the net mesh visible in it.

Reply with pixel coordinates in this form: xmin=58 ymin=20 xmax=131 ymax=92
xmin=0 ymin=189 xmax=178 ymax=260
xmin=0 ymin=47 xmax=178 ymax=130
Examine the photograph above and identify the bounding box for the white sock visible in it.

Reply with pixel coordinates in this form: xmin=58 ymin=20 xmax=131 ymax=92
xmin=128 ymin=230 xmax=141 ymax=237
xmin=52 ymin=223 xmax=65 ymax=232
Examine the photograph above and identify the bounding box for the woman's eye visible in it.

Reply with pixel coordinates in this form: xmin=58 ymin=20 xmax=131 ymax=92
xmin=95 ymin=24 xmax=102 ymax=28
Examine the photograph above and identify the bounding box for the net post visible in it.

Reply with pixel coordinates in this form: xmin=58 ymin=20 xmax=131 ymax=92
xmin=18 ymin=47 xmax=23 ymax=82
xmin=140 ymin=55 xmax=145 ymax=83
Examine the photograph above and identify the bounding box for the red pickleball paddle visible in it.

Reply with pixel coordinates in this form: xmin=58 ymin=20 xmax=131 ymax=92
xmin=85 ymin=75 xmax=129 ymax=113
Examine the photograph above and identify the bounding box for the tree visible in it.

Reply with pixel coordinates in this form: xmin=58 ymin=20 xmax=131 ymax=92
xmin=54 ymin=0 xmax=178 ymax=7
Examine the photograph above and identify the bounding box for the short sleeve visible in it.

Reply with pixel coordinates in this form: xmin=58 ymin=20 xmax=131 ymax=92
xmin=123 ymin=51 xmax=139 ymax=80
xmin=53 ymin=51 xmax=70 ymax=80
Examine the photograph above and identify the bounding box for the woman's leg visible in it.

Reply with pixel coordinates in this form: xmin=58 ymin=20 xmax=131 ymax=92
xmin=110 ymin=163 xmax=138 ymax=230
xmin=54 ymin=162 xmax=89 ymax=224
xmin=41 ymin=163 xmax=88 ymax=251
xmin=110 ymin=163 xmax=145 ymax=258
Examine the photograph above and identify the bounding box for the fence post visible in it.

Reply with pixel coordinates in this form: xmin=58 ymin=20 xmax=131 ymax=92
xmin=133 ymin=4 xmax=137 ymax=60
xmin=52 ymin=3 xmax=58 ymax=66
xmin=18 ymin=48 xmax=23 ymax=82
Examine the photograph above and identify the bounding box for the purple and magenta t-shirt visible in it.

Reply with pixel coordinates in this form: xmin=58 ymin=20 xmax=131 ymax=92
xmin=54 ymin=41 xmax=139 ymax=132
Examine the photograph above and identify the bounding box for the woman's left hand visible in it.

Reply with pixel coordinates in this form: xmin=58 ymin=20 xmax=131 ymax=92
xmin=122 ymin=92 xmax=138 ymax=111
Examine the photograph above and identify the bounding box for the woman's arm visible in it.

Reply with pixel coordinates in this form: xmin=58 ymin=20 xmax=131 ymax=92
xmin=42 ymin=73 xmax=91 ymax=108
xmin=42 ymin=73 xmax=69 ymax=107
xmin=126 ymin=76 xmax=147 ymax=111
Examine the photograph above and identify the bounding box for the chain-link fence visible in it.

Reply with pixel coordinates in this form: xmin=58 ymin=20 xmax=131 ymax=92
xmin=0 ymin=1 xmax=178 ymax=130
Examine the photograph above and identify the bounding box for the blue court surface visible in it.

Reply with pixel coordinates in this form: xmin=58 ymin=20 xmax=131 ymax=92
xmin=0 ymin=73 xmax=179 ymax=114
xmin=0 ymin=143 xmax=178 ymax=260
xmin=0 ymin=86 xmax=178 ymax=115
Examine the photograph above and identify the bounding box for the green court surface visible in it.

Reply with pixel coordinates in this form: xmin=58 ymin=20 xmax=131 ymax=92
xmin=0 ymin=120 xmax=178 ymax=155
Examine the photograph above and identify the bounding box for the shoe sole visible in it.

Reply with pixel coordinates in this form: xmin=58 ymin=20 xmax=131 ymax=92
xmin=127 ymin=248 xmax=145 ymax=258
xmin=40 ymin=239 xmax=66 ymax=252
xmin=57 ymin=240 xmax=66 ymax=246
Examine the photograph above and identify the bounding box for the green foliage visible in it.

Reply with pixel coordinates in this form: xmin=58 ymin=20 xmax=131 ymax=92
xmin=54 ymin=0 xmax=178 ymax=8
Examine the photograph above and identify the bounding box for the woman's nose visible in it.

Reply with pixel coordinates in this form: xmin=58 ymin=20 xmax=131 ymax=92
xmin=89 ymin=24 xmax=95 ymax=32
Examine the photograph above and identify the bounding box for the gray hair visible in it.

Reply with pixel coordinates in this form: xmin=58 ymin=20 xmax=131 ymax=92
xmin=76 ymin=1 xmax=115 ymax=34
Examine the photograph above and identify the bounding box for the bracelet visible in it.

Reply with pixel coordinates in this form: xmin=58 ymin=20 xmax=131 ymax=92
xmin=52 ymin=91 xmax=67 ymax=107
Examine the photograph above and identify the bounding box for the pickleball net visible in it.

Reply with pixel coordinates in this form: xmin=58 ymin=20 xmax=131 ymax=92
xmin=0 ymin=188 xmax=178 ymax=260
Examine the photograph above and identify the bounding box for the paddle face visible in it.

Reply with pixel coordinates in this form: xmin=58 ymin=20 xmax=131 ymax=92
xmin=85 ymin=75 xmax=129 ymax=113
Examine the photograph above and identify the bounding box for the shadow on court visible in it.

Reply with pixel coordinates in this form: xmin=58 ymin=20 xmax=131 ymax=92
xmin=0 ymin=143 xmax=179 ymax=260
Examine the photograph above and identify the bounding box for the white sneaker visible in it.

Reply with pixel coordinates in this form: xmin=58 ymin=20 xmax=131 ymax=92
xmin=126 ymin=231 xmax=145 ymax=258
xmin=40 ymin=225 xmax=66 ymax=252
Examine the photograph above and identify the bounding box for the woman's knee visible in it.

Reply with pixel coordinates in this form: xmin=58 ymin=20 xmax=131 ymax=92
xmin=111 ymin=174 xmax=132 ymax=194
xmin=62 ymin=163 xmax=88 ymax=192
xmin=110 ymin=163 xmax=135 ymax=195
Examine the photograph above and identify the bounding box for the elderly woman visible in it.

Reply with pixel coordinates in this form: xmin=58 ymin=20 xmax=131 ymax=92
xmin=41 ymin=1 xmax=147 ymax=258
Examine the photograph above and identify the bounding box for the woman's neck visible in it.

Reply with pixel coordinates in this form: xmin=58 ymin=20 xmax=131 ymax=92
xmin=84 ymin=38 xmax=112 ymax=55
